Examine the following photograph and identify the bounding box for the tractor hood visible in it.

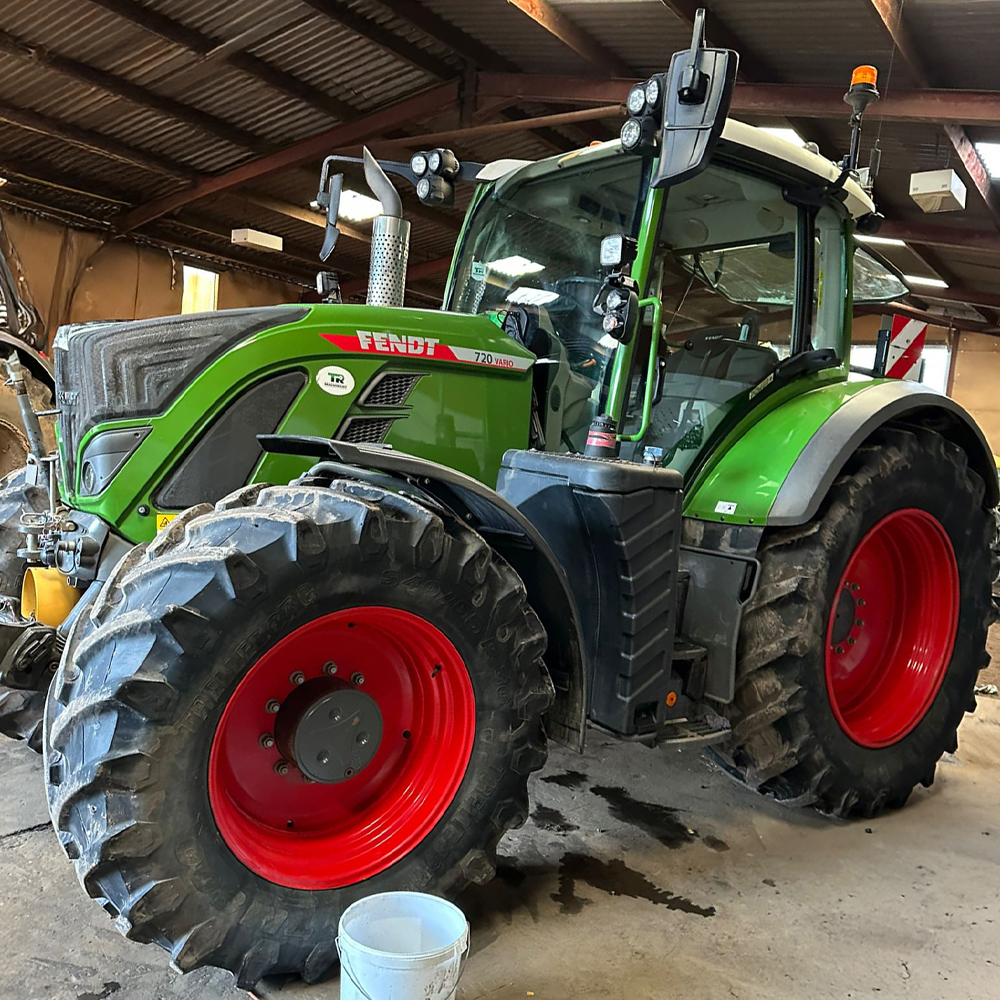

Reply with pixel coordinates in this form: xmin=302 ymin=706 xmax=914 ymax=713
xmin=53 ymin=304 xmax=536 ymax=534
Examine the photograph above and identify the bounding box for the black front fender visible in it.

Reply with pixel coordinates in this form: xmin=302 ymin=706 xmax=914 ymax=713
xmin=259 ymin=435 xmax=589 ymax=751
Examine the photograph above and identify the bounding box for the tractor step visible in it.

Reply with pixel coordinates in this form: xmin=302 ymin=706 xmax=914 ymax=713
xmin=657 ymin=712 xmax=731 ymax=747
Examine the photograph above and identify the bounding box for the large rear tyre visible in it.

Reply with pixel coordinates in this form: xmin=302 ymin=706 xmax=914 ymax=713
xmin=45 ymin=480 xmax=553 ymax=987
xmin=0 ymin=464 xmax=50 ymax=750
xmin=720 ymin=426 xmax=992 ymax=817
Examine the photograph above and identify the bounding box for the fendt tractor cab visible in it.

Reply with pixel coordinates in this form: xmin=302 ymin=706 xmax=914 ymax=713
xmin=0 ymin=15 xmax=995 ymax=988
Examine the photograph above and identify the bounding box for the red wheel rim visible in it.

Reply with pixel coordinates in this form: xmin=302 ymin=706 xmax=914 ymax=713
xmin=824 ymin=508 xmax=959 ymax=749
xmin=208 ymin=607 xmax=476 ymax=889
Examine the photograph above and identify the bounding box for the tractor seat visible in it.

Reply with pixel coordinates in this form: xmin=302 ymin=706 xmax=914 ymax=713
xmin=663 ymin=326 xmax=779 ymax=386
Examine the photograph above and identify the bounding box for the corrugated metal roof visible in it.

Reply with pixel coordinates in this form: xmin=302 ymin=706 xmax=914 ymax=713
xmin=0 ymin=0 xmax=995 ymax=313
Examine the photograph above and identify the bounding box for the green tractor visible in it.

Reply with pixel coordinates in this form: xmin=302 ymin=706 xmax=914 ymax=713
xmin=0 ymin=19 xmax=995 ymax=988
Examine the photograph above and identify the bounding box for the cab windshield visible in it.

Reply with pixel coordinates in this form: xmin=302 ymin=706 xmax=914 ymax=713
xmin=448 ymin=146 xmax=850 ymax=464
xmin=448 ymin=151 xmax=644 ymax=447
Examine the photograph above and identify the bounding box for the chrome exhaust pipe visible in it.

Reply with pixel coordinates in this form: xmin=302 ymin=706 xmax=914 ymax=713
xmin=363 ymin=147 xmax=410 ymax=308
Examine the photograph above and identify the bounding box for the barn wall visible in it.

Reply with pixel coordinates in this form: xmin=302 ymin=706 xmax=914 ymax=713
xmin=0 ymin=207 xmax=304 ymax=350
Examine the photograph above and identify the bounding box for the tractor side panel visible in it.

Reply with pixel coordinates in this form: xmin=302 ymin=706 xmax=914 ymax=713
xmin=684 ymin=377 xmax=998 ymax=527
xmin=59 ymin=305 xmax=534 ymax=544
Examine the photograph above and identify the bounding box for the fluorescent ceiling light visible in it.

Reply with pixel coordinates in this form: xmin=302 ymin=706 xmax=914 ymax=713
xmin=506 ymin=287 xmax=559 ymax=306
xmin=904 ymin=274 xmax=949 ymax=289
xmin=487 ymin=255 xmax=545 ymax=277
xmin=975 ymin=141 xmax=1000 ymax=180
xmin=758 ymin=126 xmax=806 ymax=148
xmin=339 ymin=189 xmax=381 ymax=222
xmin=855 ymin=233 xmax=906 ymax=247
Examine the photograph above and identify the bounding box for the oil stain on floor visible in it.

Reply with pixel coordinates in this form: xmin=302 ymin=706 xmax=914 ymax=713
xmin=590 ymin=785 xmax=728 ymax=852
xmin=551 ymin=853 xmax=716 ymax=918
xmin=531 ymin=804 xmax=579 ymax=833
xmin=540 ymin=770 xmax=589 ymax=789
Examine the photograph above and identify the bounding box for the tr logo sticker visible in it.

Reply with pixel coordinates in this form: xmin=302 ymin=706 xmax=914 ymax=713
xmin=316 ymin=365 xmax=356 ymax=396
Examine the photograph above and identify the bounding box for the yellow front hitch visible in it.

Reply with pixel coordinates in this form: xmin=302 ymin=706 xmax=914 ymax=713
xmin=22 ymin=567 xmax=82 ymax=627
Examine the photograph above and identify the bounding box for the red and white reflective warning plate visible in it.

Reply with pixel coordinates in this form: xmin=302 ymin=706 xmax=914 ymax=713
xmin=885 ymin=316 xmax=926 ymax=381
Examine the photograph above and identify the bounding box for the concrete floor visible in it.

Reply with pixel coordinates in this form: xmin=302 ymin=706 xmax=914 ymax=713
xmin=2 ymin=693 xmax=999 ymax=1000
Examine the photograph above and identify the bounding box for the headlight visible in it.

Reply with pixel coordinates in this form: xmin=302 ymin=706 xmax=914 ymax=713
xmin=410 ymin=152 xmax=428 ymax=177
xmin=428 ymin=150 xmax=442 ymax=174
xmin=620 ymin=118 xmax=643 ymax=151
xmin=606 ymin=289 xmax=625 ymax=310
xmin=416 ymin=177 xmax=431 ymax=200
xmin=644 ymin=76 xmax=662 ymax=112
xmin=626 ymin=84 xmax=647 ymax=116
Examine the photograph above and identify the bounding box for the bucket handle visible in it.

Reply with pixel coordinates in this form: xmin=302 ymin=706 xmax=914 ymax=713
xmin=336 ymin=928 xmax=471 ymax=1000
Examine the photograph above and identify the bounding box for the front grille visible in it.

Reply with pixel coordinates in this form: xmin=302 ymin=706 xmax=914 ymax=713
xmin=358 ymin=372 xmax=424 ymax=408
xmin=336 ymin=416 xmax=399 ymax=444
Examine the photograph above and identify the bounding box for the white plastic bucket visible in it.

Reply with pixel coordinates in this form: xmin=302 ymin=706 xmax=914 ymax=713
xmin=337 ymin=891 xmax=470 ymax=1000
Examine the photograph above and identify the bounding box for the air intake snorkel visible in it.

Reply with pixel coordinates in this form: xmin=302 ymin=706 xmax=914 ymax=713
xmin=362 ymin=147 xmax=410 ymax=308
xmin=314 ymin=146 xmax=482 ymax=306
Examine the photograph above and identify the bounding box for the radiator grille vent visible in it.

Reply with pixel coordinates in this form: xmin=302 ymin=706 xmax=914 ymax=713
xmin=336 ymin=416 xmax=398 ymax=444
xmin=359 ymin=372 xmax=423 ymax=408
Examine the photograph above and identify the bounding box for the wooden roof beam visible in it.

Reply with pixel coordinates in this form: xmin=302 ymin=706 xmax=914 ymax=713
xmin=115 ymin=81 xmax=460 ymax=232
xmin=475 ymin=74 xmax=1000 ymax=125
xmin=866 ymin=0 xmax=1000 ymax=229
xmin=503 ymin=0 xmax=632 ymax=77
xmin=298 ymin=1 xmax=456 ymax=79
xmin=879 ymin=219 xmax=1000 ymax=254
xmin=0 ymin=100 xmax=195 ymax=179
xmin=85 ymin=0 xmax=357 ymax=121
xmin=0 ymin=27 xmax=269 ymax=151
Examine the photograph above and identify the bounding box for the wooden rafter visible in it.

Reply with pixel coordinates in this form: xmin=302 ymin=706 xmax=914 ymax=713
xmin=475 ymin=74 xmax=1000 ymax=126
xmin=115 ymin=82 xmax=460 ymax=232
xmin=0 ymin=100 xmax=196 ymax=179
xmin=0 ymin=27 xmax=269 ymax=151
xmin=503 ymin=0 xmax=631 ymax=77
xmin=85 ymin=0 xmax=357 ymax=121
xmin=865 ymin=0 xmax=1000 ymax=228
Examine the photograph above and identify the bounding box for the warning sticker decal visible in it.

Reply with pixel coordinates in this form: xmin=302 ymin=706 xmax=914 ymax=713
xmin=155 ymin=512 xmax=177 ymax=531
xmin=321 ymin=331 xmax=533 ymax=372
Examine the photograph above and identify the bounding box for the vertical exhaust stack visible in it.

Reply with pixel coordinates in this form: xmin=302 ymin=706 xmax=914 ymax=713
xmin=363 ymin=147 xmax=411 ymax=308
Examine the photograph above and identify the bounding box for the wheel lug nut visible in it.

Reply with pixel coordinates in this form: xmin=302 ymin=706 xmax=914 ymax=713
xmin=290 ymin=671 xmax=305 ymax=686
xmin=274 ymin=759 xmax=289 ymax=776
xmin=329 ymin=708 xmax=342 ymax=722
xmin=356 ymin=731 xmax=369 ymax=746
xmin=266 ymin=699 xmax=281 ymax=714
xmin=835 ymin=644 xmax=845 ymax=654
xmin=855 ymin=618 xmax=865 ymax=627
xmin=323 ymin=661 xmax=338 ymax=675
xmin=351 ymin=672 xmax=365 ymax=686
xmin=857 ymin=598 xmax=866 ymax=606
xmin=317 ymin=750 xmax=330 ymax=765
xmin=850 ymin=583 xmax=860 ymax=592
xmin=847 ymin=637 xmax=856 ymax=645
xmin=259 ymin=733 xmax=275 ymax=749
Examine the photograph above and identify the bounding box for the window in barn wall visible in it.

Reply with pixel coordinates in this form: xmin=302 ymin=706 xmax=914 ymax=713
xmin=850 ymin=343 xmax=950 ymax=394
xmin=181 ymin=265 xmax=219 ymax=314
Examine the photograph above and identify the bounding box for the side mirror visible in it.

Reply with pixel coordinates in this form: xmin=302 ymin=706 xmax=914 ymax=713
xmin=651 ymin=9 xmax=738 ymax=188
xmin=315 ymin=171 xmax=343 ymax=262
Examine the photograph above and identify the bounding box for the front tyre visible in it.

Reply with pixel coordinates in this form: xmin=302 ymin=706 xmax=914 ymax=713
xmin=45 ymin=481 xmax=552 ymax=987
xmin=722 ymin=426 xmax=992 ymax=817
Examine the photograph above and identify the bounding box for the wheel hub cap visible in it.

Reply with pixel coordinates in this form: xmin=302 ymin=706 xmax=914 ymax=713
xmin=274 ymin=678 xmax=384 ymax=783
